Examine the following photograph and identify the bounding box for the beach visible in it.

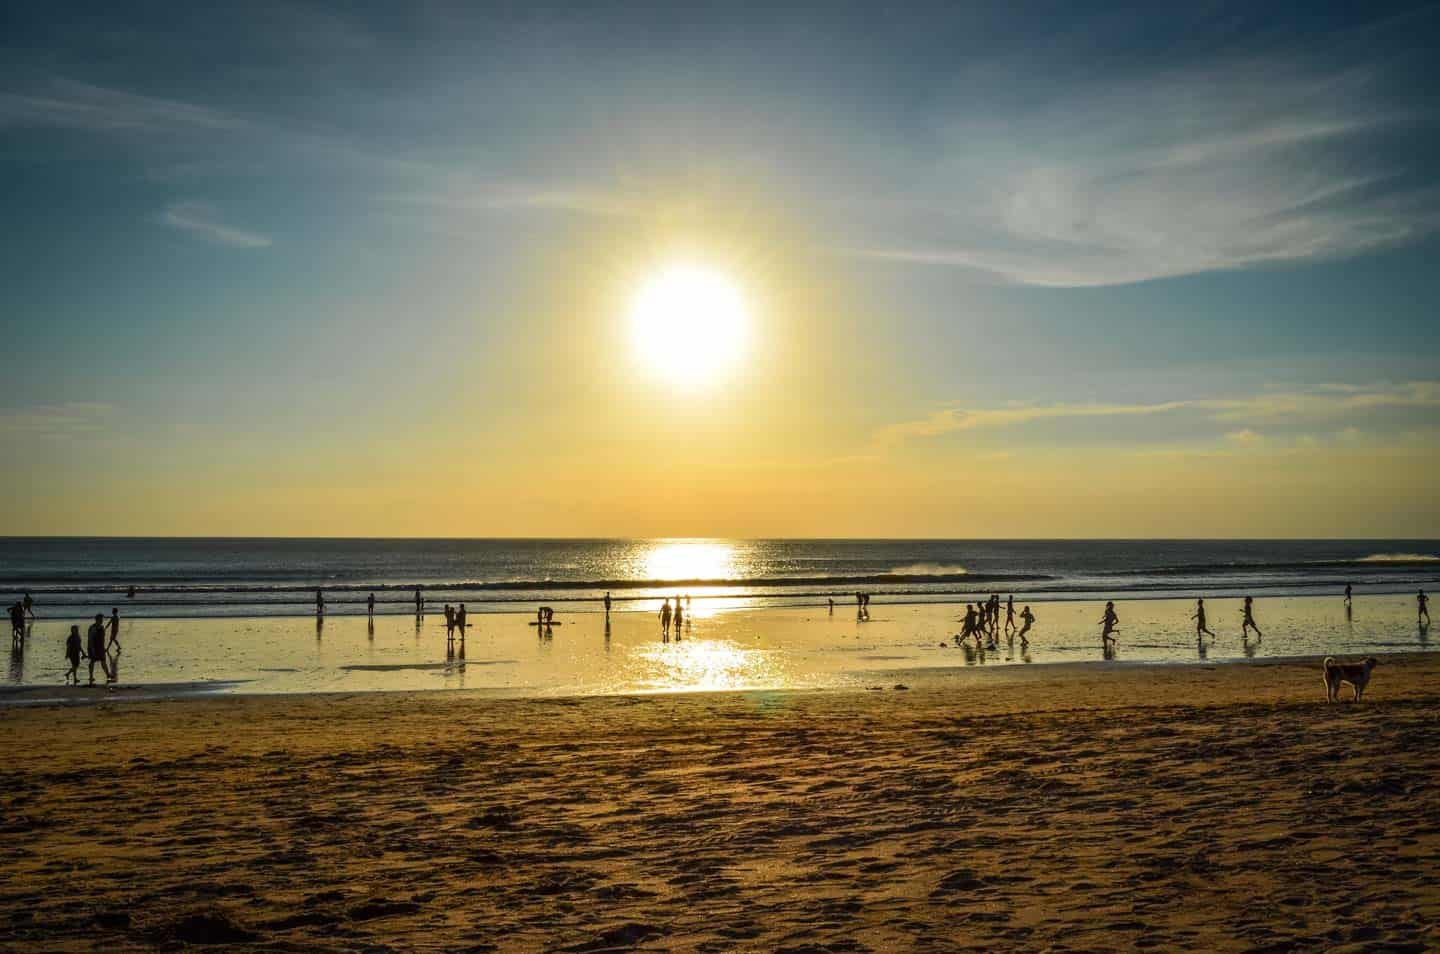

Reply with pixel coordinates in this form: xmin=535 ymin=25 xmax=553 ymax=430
xmin=3 ymin=654 xmax=1438 ymax=951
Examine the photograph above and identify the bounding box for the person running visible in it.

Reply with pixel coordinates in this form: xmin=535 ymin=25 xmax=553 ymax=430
xmin=86 ymin=614 xmax=110 ymax=684
xmin=22 ymin=593 xmax=34 ymax=620
xmin=1004 ymin=595 xmax=1016 ymax=635
xmin=1420 ymin=589 xmax=1431 ymax=625
xmin=444 ymin=604 xmax=455 ymax=639
xmin=64 ymin=625 xmax=83 ymax=684
xmin=1017 ymin=605 xmax=1035 ymax=643
xmin=1191 ymin=598 xmax=1215 ymax=639
xmin=414 ymin=588 xmax=424 ymax=618
xmin=315 ymin=589 xmax=325 ymax=617
xmin=1099 ymin=601 xmax=1119 ymax=651
xmin=603 ymin=591 xmax=612 ymax=617
xmin=659 ymin=599 xmax=672 ymax=637
xmin=958 ymin=604 xmax=979 ymax=647
xmin=1240 ymin=596 xmax=1262 ymax=639
xmin=107 ymin=608 xmax=122 ymax=655
xmin=367 ymin=593 xmax=375 ymax=618
xmin=456 ymin=603 xmax=468 ymax=637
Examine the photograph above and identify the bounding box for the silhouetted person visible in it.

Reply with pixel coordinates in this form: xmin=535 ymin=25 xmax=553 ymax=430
xmin=86 ymin=614 xmax=110 ymax=684
xmin=1004 ymin=595 xmax=1016 ymax=635
xmin=126 ymin=585 xmax=136 ymax=599
xmin=7 ymin=603 xmax=22 ymax=643
xmin=673 ymin=596 xmax=683 ymax=631
xmin=444 ymin=604 xmax=455 ymax=639
xmin=1017 ymin=605 xmax=1035 ymax=643
xmin=1344 ymin=583 xmax=1352 ymax=608
xmin=660 ymin=599 xmax=672 ymax=637
xmin=1191 ymin=599 xmax=1215 ymax=638
xmin=603 ymin=591 xmax=612 ymax=617
xmin=1421 ymin=589 xmax=1431 ymax=624
xmin=414 ymin=588 xmax=424 ymax=618
xmin=22 ymin=593 xmax=34 ymax=619
xmin=315 ymin=589 xmax=325 ymax=617
xmin=828 ymin=597 xmax=834 ymax=615
xmin=456 ymin=603 xmax=468 ymax=638
xmin=1240 ymin=596 xmax=1262 ymax=639
xmin=367 ymin=593 xmax=375 ymax=618
xmin=64 ymin=625 xmax=82 ymax=684
xmin=1099 ymin=602 xmax=1119 ymax=651
xmin=107 ymin=608 xmax=121 ymax=655
xmin=959 ymin=604 xmax=980 ymax=647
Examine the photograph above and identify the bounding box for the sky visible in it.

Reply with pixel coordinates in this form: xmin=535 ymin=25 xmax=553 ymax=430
xmin=2 ymin=0 xmax=1439 ymax=538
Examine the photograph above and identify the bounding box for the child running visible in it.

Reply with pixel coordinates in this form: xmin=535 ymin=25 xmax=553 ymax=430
xmin=1099 ymin=601 xmax=1119 ymax=652
xmin=1017 ymin=605 xmax=1035 ymax=643
xmin=1240 ymin=596 xmax=1262 ymax=639
xmin=1191 ymin=598 xmax=1215 ymax=639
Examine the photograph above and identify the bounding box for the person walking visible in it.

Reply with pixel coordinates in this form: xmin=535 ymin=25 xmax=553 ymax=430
xmin=64 ymin=625 xmax=83 ymax=684
xmin=86 ymin=614 xmax=111 ymax=684
xmin=659 ymin=599 xmax=672 ymax=638
xmin=367 ymin=592 xmax=375 ymax=619
xmin=1420 ymin=589 xmax=1431 ymax=625
xmin=1017 ymin=605 xmax=1035 ymax=643
xmin=1241 ymin=596 xmax=1263 ymax=640
xmin=106 ymin=608 xmax=122 ymax=655
xmin=1191 ymin=599 xmax=1215 ymax=639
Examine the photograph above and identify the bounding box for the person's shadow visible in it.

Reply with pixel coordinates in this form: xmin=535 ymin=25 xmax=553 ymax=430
xmin=8 ymin=641 xmax=23 ymax=683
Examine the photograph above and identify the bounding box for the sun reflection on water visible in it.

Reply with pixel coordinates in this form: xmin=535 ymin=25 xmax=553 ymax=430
xmin=642 ymin=540 xmax=739 ymax=582
xmin=635 ymin=638 xmax=775 ymax=693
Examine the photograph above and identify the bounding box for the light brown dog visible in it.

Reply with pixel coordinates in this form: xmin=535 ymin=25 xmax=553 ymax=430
xmin=1323 ymin=656 xmax=1378 ymax=702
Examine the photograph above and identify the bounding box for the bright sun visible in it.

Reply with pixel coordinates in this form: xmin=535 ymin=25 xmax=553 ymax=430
xmin=629 ymin=264 xmax=748 ymax=385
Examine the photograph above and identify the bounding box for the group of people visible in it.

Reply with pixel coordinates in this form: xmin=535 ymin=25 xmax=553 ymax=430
xmin=658 ymin=595 xmax=690 ymax=638
xmin=63 ymin=608 xmax=122 ymax=685
xmin=956 ymin=594 xmax=1035 ymax=649
xmin=8 ymin=594 xmax=35 ymax=644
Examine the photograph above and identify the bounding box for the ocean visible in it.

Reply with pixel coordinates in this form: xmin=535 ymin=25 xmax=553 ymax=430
xmin=1 ymin=537 xmax=1436 ymax=619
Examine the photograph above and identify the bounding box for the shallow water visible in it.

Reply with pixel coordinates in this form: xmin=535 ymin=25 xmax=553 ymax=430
xmin=3 ymin=594 xmax=1430 ymax=699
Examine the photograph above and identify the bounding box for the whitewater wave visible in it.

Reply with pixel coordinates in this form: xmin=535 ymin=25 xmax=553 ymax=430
xmin=1357 ymin=552 xmax=1439 ymax=563
xmin=886 ymin=564 xmax=968 ymax=577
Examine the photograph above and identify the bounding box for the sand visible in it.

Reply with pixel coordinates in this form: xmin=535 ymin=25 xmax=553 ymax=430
xmin=2 ymin=655 xmax=1438 ymax=952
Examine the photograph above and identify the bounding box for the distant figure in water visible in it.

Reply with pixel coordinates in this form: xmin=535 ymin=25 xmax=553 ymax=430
xmin=22 ymin=593 xmax=34 ymax=619
xmin=1240 ymin=596 xmax=1262 ymax=640
xmin=1004 ymin=595 xmax=1016 ymax=635
xmin=444 ymin=604 xmax=455 ymax=638
xmin=1420 ymin=589 xmax=1430 ymax=625
xmin=456 ymin=603 xmax=468 ymax=637
xmin=414 ymin=588 xmax=423 ymax=618
xmin=367 ymin=593 xmax=375 ymax=618
xmin=1191 ymin=599 xmax=1215 ymax=639
xmin=107 ymin=608 xmax=121 ymax=655
xmin=64 ymin=625 xmax=82 ymax=684
xmin=659 ymin=599 xmax=672 ymax=637
xmin=86 ymin=614 xmax=110 ymax=684
xmin=315 ymin=589 xmax=325 ymax=617
xmin=126 ymin=585 xmax=136 ymax=599
xmin=603 ymin=591 xmax=612 ymax=617
xmin=1017 ymin=605 xmax=1035 ymax=643
xmin=828 ymin=597 xmax=834 ymax=615
xmin=1099 ymin=602 xmax=1119 ymax=652
xmin=537 ymin=606 xmax=554 ymax=627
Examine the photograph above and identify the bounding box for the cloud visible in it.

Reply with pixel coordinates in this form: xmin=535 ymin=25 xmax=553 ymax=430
xmin=846 ymin=54 xmax=1440 ymax=286
xmin=159 ymin=202 xmax=271 ymax=248
xmin=0 ymin=402 xmax=115 ymax=439
xmin=877 ymin=381 xmax=1440 ymax=447
xmin=0 ymin=78 xmax=248 ymax=134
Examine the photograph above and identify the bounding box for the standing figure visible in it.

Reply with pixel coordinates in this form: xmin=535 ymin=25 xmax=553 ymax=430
xmin=603 ymin=591 xmax=612 ymax=618
xmin=828 ymin=597 xmax=834 ymax=615
xmin=1344 ymin=583 xmax=1353 ymax=608
xmin=1240 ymin=596 xmax=1263 ymax=640
xmin=1099 ymin=602 xmax=1119 ymax=652
xmin=22 ymin=593 xmax=34 ymax=619
xmin=659 ymin=599 xmax=672 ymax=637
xmin=444 ymin=604 xmax=455 ymax=639
xmin=414 ymin=588 xmax=424 ymax=618
xmin=1191 ymin=599 xmax=1215 ymax=639
xmin=455 ymin=603 xmax=468 ymax=638
xmin=1017 ymin=605 xmax=1035 ymax=643
xmin=673 ymin=596 xmax=683 ymax=632
xmin=367 ymin=592 xmax=375 ymax=618
xmin=1004 ymin=595 xmax=1016 ymax=635
xmin=7 ymin=603 xmax=23 ymax=643
xmin=86 ymin=614 xmax=111 ymax=684
xmin=1420 ymin=589 xmax=1430 ymax=625
xmin=64 ymin=625 xmax=83 ymax=684
xmin=315 ymin=589 xmax=325 ymax=618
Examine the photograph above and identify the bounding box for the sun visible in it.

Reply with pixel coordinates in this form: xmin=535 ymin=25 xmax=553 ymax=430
xmin=629 ymin=264 xmax=748 ymax=385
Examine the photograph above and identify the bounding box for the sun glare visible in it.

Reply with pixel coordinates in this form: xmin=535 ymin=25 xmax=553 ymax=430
xmin=629 ymin=264 xmax=748 ymax=385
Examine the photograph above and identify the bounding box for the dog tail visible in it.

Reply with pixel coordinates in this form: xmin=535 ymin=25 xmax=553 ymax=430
xmin=1323 ymin=655 xmax=1337 ymax=672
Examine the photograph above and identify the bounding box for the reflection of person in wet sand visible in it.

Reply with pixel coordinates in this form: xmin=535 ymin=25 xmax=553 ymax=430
xmin=1191 ymin=599 xmax=1215 ymax=639
xmin=86 ymin=614 xmax=111 ymax=684
xmin=1240 ymin=596 xmax=1262 ymax=640
xmin=64 ymin=625 xmax=82 ymax=684
xmin=1017 ymin=605 xmax=1034 ymax=644
xmin=1419 ymin=589 xmax=1430 ymax=625
xmin=1099 ymin=602 xmax=1119 ymax=652
xmin=659 ymin=599 xmax=672 ymax=637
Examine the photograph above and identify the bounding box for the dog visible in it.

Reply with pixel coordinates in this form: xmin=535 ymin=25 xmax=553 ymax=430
xmin=1323 ymin=656 xmax=1379 ymax=703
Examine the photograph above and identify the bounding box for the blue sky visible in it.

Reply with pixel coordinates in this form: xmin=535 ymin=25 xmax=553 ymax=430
xmin=2 ymin=1 xmax=1439 ymax=536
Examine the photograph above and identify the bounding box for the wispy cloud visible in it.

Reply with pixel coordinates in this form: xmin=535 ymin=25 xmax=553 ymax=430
xmin=0 ymin=78 xmax=249 ymax=134
xmin=0 ymin=402 xmax=115 ymax=439
xmin=847 ymin=55 xmax=1440 ymax=286
xmin=877 ymin=381 xmax=1440 ymax=447
xmin=159 ymin=201 xmax=271 ymax=248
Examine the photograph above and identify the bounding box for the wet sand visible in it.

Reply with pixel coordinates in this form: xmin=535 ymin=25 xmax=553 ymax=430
xmin=2 ymin=655 xmax=1438 ymax=951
